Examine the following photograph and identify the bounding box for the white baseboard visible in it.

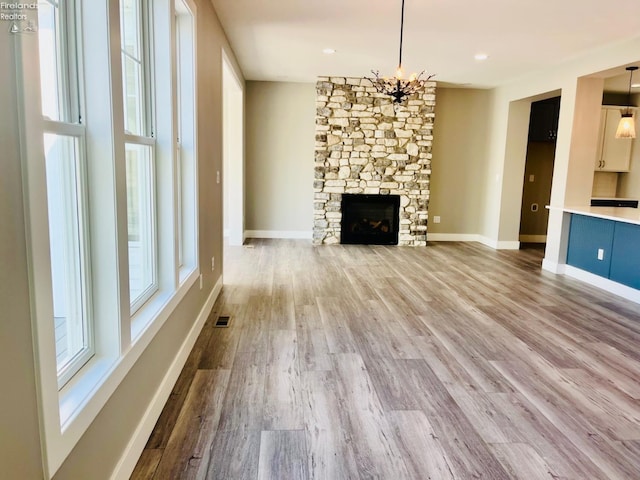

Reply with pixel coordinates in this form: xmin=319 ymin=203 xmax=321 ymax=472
xmin=564 ymin=265 xmax=640 ymax=304
xmin=244 ymin=231 xmax=519 ymax=250
xmin=245 ymin=230 xmax=312 ymax=240
xmin=427 ymin=233 xmax=520 ymax=250
xmin=110 ymin=276 xmax=223 ymax=480
xmin=477 ymin=236 xmax=520 ymax=250
xmin=495 ymin=240 xmax=521 ymax=250
xmin=427 ymin=233 xmax=480 ymax=242
xmin=542 ymin=258 xmax=565 ymax=274
xmin=519 ymin=235 xmax=547 ymax=243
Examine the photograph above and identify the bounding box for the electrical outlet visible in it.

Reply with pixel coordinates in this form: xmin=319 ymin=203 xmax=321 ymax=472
xmin=529 ymin=174 xmax=535 ymax=182
xmin=211 ymin=256 xmax=215 ymax=271
xmin=597 ymin=248 xmax=604 ymax=261
xmin=433 ymin=216 xmax=441 ymax=224
xmin=199 ymin=274 xmax=203 ymax=290
xmin=216 ymin=171 xmax=221 ymax=184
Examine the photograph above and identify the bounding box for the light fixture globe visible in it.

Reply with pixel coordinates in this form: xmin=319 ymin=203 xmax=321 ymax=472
xmin=615 ymin=112 xmax=636 ymax=139
xmin=615 ymin=66 xmax=638 ymax=139
xmin=368 ymin=0 xmax=433 ymax=104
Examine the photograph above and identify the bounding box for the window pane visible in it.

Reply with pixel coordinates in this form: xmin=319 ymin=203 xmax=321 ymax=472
xmin=43 ymin=133 xmax=91 ymax=374
xmin=38 ymin=0 xmax=63 ymax=121
xmin=120 ymin=0 xmax=145 ymax=136
xmin=121 ymin=0 xmax=141 ymax=60
xmin=125 ymin=143 xmax=157 ymax=308
xmin=122 ymin=55 xmax=144 ymax=135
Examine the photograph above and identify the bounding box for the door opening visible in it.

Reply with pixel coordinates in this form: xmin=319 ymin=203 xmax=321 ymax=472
xmin=519 ymin=96 xmax=560 ymax=245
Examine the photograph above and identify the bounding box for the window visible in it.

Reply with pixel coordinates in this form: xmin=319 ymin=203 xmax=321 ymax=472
xmin=38 ymin=0 xmax=93 ymax=387
xmin=175 ymin=0 xmax=197 ymax=277
xmin=120 ymin=0 xmax=158 ymax=311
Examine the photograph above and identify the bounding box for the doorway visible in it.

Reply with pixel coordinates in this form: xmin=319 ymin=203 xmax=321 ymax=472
xmin=222 ymin=53 xmax=244 ymax=246
xmin=519 ymin=96 xmax=560 ymax=244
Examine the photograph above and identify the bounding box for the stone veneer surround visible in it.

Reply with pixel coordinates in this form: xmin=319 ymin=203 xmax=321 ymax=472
xmin=313 ymin=76 xmax=436 ymax=246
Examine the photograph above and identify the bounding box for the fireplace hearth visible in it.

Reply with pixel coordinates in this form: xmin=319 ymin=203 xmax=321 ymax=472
xmin=341 ymin=194 xmax=400 ymax=245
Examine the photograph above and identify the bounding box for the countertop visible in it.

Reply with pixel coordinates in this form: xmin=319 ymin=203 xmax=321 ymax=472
xmin=549 ymin=205 xmax=640 ymax=226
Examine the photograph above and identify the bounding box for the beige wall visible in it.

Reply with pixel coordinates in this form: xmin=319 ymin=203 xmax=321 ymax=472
xmin=1 ymin=1 xmax=242 ymax=478
xmin=430 ymin=88 xmax=492 ymax=235
xmin=246 ymin=81 xmax=315 ymax=233
xmin=244 ymin=83 xmax=491 ymax=238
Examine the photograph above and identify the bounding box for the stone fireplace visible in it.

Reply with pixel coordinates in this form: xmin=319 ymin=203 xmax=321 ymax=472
xmin=313 ymin=76 xmax=435 ymax=246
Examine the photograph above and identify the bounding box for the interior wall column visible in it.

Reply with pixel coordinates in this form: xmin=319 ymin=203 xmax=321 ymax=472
xmin=543 ymin=77 xmax=603 ymax=272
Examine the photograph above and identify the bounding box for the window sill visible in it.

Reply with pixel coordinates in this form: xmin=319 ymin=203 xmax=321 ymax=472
xmin=59 ymin=355 xmax=118 ymax=430
xmin=179 ymin=264 xmax=198 ymax=287
xmin=49 ymin=267 xmax=200 ymax=475
xmin=131 ymin=267 xmax=199 ymax=342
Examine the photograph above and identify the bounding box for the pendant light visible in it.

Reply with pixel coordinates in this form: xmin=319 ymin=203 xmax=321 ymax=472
xmin=615 ymin=66 xmax=638 ymax=139
xmin=368 ymin=0 xmax=433 ymax=104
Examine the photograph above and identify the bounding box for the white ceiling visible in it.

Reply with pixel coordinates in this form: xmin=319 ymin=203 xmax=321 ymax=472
xmin=210 ymin=0 xmax=640 ymax=88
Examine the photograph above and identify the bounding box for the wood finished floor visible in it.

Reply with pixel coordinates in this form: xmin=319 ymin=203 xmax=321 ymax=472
xmin=131 ymin=240 xmax=640 ymax=480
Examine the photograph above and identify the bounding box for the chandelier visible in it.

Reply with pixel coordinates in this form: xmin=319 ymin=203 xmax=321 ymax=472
xmin=368 ymin=0 xmax=433 ymax=104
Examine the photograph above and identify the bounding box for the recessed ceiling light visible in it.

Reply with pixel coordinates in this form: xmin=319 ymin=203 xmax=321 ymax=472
xmin=322 ymin=48 xmax=336 ymax=55
xmin=474 ymin=53 xmax=489 ymax=61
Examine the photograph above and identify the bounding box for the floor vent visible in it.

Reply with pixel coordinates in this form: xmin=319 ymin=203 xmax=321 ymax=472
xmin=215 ymin=315 xmax=231 ymax=328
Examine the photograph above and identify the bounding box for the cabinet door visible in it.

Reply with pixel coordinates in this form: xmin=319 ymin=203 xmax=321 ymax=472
xmin=594 ymin=109 xmax=607 ymax=170
xmin=600 ymin=108 xmax=633 ymax=172
xmin=609 ymin=222 xmax=640 ymax=289
xmin=567 ymin=214 xmax=614 ymax=277
xmin=529 ymin=97 xmax=560 ymax=142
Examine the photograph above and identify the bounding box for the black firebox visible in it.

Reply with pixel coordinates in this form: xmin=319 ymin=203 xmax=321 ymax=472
xmin=340 ymin=194 xmax=400 ymax=245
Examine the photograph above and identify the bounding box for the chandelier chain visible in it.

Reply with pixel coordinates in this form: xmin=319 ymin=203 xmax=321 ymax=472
xmin=398 ymin=0 xmax=405 ymax=70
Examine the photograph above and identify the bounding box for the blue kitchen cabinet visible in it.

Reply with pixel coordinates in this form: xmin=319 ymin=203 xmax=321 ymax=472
xmin=567 ymin=214 xmax=615 ymax=277
xmin=610 ymin=222 xmax=640 ymax=289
